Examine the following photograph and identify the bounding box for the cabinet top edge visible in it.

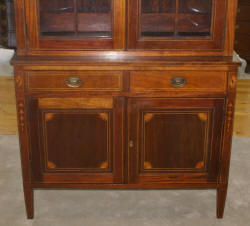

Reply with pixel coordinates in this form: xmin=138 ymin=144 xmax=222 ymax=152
xmin=11 ymin=55 xmax=241 ymax=67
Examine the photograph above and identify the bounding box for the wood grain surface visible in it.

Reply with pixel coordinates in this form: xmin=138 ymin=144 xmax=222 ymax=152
xmin=1 ymin=76 xmax=250 ymax=136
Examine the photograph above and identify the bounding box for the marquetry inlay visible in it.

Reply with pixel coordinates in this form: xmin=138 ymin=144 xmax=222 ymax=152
xmin=15 ymin=74 xmax=23 ymax=88
xmin=17 ymin=101 xmax=25 ymax=132
xmin=144 ymin=161 xmax=153 ymax=169
xmin=195 ymin=161 xmax=204 ymax=169
xmin=98 ymin=113 xmax=108 ymax=121
xmin=47 ymin=161 xmax=57 ymax=169
xmin=226 ymin=102 xmax=234 ymax=133
xmin=99 ymin=161 xmax=108 ymax=169
xmin=45 ymin=113 xmax=54 ymax=121
xmin=198 ymin=113 xmax=208 ymax=122
xmin=144 ymin=113 xmax=154 ymax=122
xmin=229 ymin=73 xmax=237 ymax=89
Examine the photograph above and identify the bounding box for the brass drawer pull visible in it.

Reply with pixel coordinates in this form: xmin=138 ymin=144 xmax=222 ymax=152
xmin=171 ymin=77 xmax=186 ymax=88
xmin=66 ymin=76 xmax=82 ymax=88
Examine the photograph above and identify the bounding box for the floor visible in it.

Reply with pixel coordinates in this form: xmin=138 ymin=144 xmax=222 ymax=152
xmin=0 ymin=135 xmax=250 ymax=226
xmin=0 ymin=76 xmax=17 ymax=134
xmin=234 ymin=79 xmax=250 ymax=136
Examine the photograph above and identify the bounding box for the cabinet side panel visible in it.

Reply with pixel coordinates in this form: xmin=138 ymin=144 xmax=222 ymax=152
xmin=14 ymin=0 xmax=26 ymax=50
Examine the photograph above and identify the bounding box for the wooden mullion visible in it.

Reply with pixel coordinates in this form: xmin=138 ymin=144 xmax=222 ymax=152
xmin=74 ymin=0 xmax=78 ymax=36
xmin=174 ymin=0 xmax=179 ymax=36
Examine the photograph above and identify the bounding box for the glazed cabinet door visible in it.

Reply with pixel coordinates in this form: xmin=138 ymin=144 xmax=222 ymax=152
xmin=128 ymin=98 xmax=225 ymax=184
xmin=28 ymin=97 xmax=124 ymax=184
xmin=25 ymin=0 xmax=125 ymax=49
xmin=128 ymin=0 xmax=227 ymax=51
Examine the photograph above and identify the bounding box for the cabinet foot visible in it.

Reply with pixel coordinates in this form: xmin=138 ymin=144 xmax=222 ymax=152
xmin=217 ymin=185 xmax=228 ymax=218
xmin=23 ymin=185 xmax=34 ymax=219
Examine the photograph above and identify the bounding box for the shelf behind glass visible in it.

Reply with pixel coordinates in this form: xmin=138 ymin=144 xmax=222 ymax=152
xmin=39 ymin=0 xmax=112 ymax=39
xmin=40 ymin=31 xmax=112 ymax=38
xmin=140 ymin=0 xmax=212 ymax=38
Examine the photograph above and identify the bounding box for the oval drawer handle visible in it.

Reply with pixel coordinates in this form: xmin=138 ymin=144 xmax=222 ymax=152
xmin=171 ymin=77 xmax=186 ymax=88
xmin=66 ymin=76 xmax=82 ymax=88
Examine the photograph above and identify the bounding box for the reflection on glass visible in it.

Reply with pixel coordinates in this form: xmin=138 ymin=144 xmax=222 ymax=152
xmin=140 ymin=0 xmax=212 ymax=38
xmin=179 ymin=0 xmax=212 ymax=14
xmin=39 ymin=0 xmax=112 ymax=38
xmin=40 ymin=0 xmax=74 ymax=12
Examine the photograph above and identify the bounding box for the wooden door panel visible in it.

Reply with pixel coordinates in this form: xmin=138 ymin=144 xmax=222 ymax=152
xmin=128 ymin=98 xmax=225 ymax=184
xmin=28 ymin=97 xmax=124 ymax=184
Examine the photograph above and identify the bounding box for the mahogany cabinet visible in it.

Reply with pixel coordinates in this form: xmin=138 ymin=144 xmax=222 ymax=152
xmin=11 ymin=0 xmax=240 ymax=219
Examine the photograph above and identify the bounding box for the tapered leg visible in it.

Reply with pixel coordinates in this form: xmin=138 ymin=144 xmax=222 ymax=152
xmin=217 ymin=185 xmax=228 ymax=218
xmin=23 ymin=184 xmax=34 ymax=219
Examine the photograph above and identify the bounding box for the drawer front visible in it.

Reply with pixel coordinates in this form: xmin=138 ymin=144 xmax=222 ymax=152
xmin=130 ymin=71 xmax=227 ymax=92
xmin=25 ymin=71 xmax=123 ymax=91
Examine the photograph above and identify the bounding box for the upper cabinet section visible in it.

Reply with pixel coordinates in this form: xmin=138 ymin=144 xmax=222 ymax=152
xmin=15 ymin=0 xmax=237 ymax=55
xmin=128 ymin=0 xmax=228 ymax=51
xmin=24 ymin=0 xmax=125 ymax=49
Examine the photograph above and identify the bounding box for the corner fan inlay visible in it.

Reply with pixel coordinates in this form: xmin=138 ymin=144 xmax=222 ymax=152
xmin=99 ymin=161 xmax=108 ymax=169
xmin=195 ymin=161 xmax=205 ymax=169
xmin=47 ymin=161 xmax=57 ymax=169
xmin=198 ymin=113 xmax=208 ymax=122
xmin=45 ymin=113 xmax=55 ymax=121
xmin=144 ymin=113 xmax=154 ymax=122
xmin=98 ymin=113 xmax=108 ymax=121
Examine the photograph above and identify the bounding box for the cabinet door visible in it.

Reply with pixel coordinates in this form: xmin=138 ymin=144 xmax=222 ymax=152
xmin=28 ymin=97 xmax=124 ymax=184
xmin=25 ymin=0 xmax=125 ymax=49
xmin=128 ymin=98 xmax=224 ymax=184
xmin=128 ymin=0 xmax=227 ymax=50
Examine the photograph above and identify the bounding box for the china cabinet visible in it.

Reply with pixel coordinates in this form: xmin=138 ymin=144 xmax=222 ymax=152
xmin=11 ymin=0 xmax=240 ymax=219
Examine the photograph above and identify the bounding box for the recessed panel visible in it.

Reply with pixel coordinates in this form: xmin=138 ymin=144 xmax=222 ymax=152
xmin=142 ymin=111 xmax=209 ymax=171
xmin=42 ymin=111 xmax=112 ymax=171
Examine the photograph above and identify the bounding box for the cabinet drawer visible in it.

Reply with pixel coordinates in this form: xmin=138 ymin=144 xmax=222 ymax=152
xmin=130 ymin=71 xmax=227 ymax=92
xmin=25 ymin=71 xmax=123 ymax=91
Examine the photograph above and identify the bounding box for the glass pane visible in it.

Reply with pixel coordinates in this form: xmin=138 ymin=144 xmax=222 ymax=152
xmin=143 ymin=112 xmax=208 ymax=170
xmin=178 ymin=0 xmax=212 ymax=36
xmin=39 ymin=0 xmax=112 ymax=38
xmin=179 ymin=0 xmax=212 ymax=14
xmin=44 ymin=112 xmax=111 ymax=170
xmin=140 ymin=0 xmax=212 ymax=38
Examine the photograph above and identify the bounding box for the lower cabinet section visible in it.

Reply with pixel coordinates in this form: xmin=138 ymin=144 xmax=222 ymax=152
xmin=27 ymin=96 xmax=224 ymax=185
